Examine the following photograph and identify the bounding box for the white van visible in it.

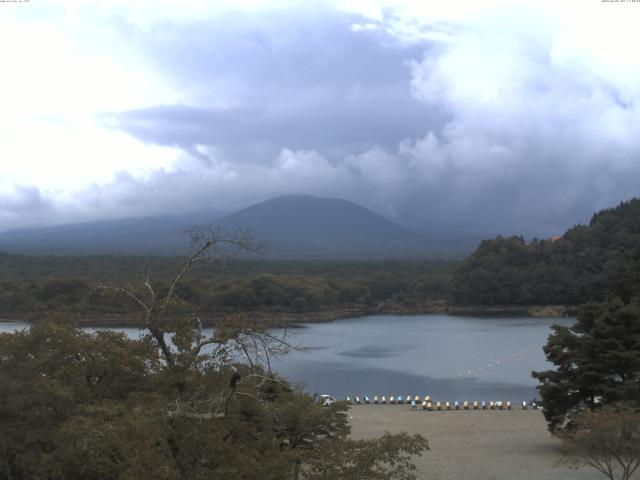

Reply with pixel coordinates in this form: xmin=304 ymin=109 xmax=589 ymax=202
xmin=319 ymin=394 xmax=336 ymax=406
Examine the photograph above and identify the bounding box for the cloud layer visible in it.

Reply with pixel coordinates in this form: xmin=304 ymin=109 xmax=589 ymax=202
xmin=2 ymin=1 xmax=640 ymax=236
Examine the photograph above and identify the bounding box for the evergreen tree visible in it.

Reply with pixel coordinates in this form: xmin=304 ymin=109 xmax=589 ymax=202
xmin=533 ymin=296 xmax=640 ymax=432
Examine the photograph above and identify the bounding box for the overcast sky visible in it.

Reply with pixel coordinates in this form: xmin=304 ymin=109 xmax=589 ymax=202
xmin=1 ymin=0 xmax=640 ymax=236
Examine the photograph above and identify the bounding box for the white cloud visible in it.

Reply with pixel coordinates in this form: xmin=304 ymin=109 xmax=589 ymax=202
xmin=0 ymin=117 xmax=183 ymax=193
xmin=2 ymin=0 xmax=640 ymax=235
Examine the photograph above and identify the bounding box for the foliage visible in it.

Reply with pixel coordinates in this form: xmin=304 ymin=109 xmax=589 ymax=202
xmin=559 ymin=404 xmax=640 ymax=480
xmin=0 ymin=325 xmax=428 ymax=479
xmin=532 ymin=296 xmax=640 ymax=432
xmin=0 ymin=320 xmax=159 ymax=480
xmin=0 ymin=229 xmax=429 ymax=479
xmin=303 ymin=432 xmax=429 ymax=480
xmin=451 ymin=198 xmax=640 ymax=305
xmin=0 ymin=253 xmax=455 ymax=320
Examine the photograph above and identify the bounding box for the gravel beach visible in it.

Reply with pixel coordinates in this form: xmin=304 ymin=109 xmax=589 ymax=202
xmin=348 ymin=405 xmax=603 ymax=480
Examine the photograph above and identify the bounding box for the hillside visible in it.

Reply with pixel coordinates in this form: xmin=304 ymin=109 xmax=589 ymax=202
xmin=217 ymin=195 xmax=409 ymax=243
xmin=450 ymin=198 xmax=640 ymax=305
xmin=0 ymin=196 xmax=480 ymax=259
xmin=214 ymin=195 xmax=460 ymax=258
xmin=0 ymin=209 xmax=224 ymax=255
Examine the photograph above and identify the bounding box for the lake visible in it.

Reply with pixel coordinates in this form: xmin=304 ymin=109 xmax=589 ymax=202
xmin=0 ymin=314 xmax=571 ymax=403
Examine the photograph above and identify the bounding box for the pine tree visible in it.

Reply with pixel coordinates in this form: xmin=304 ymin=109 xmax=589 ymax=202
xmin=533 ymin=296 xmax=640 ymax=432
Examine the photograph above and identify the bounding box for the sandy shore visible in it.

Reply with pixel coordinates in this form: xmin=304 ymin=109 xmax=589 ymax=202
xmin=348 ymin=405 xmax=601 ymax=480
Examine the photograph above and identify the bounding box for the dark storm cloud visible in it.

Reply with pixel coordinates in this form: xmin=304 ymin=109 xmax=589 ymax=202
xmin=105 ymin=8 xmax=445 ymax=162
xmin=95 ymin=2 xmax=640 ymax=238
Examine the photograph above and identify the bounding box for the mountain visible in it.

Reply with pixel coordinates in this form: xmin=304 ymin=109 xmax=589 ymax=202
xmin=211 ymin=195 xmax=481 ymax=258
xmin=214 ymin=195 xmax=411 ymax=257
xmin=0 ymin=196 xmax=480 ymax=258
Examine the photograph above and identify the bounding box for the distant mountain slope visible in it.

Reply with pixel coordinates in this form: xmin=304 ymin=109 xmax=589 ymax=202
xmin=213 ymin=195 xmax=477 ymax=258
xmin=450 ymin=198 xmax=640 ymax=305
xmin=216 ymin=195 xmax=408 ymax=242
xmin=0 ymin=209 xmax=223 ymax=255
xmin=0 ymin=196 xmax=480 ymax=258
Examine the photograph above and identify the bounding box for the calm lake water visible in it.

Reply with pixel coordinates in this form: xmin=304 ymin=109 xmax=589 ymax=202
xmin=0 ymin=314 xmax=572 ymax=402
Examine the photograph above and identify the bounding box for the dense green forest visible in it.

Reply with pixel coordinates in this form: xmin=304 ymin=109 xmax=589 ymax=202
xmin=451 ymin=199 xmax=640 ymax=306
xmin=0 ymin=255 xmax=453 ymax=322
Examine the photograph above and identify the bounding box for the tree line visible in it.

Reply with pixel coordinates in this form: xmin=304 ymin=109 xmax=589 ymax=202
xmin=451 ymin=198 xmax=640 ymax=305
xmin=0 ymin=256 xmax=454 ymax=320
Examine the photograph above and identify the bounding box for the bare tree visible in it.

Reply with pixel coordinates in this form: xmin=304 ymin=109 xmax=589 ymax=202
xmin=91 ymin=226 xmax=299 ymax=417
xmin=559 ymin=404 xmax=640 ymax=480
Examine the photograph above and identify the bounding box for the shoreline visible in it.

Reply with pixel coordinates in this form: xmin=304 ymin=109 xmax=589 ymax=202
xmin=0 ymin=304 xmax=573 ymax=328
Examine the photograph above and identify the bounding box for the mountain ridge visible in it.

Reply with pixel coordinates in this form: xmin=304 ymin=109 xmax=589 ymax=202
xmin=0 ymin=195 xmax=480 ymax=258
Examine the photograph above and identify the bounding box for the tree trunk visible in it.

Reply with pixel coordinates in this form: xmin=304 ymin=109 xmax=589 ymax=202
xmin=292 ymin=459 xmax=301 ymax=480
xmin=224 ymin=385 xmax=237 ymax=418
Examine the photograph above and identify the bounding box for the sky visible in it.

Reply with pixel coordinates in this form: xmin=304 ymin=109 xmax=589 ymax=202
xmin=1 ymin=0 xmax=640 ymax=236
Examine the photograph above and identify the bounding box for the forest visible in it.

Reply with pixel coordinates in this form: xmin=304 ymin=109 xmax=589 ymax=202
xmin=0 ymin=255 xmax=454 ymax=323
xmin=1 ymin=198 xmax=640 ymax=323
xmin=450 ymin=198 xmax=640 ymax=305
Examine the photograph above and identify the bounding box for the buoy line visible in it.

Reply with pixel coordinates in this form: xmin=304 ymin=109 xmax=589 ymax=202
xmin=454 ymin=347 xmax=538 ymax=378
